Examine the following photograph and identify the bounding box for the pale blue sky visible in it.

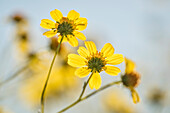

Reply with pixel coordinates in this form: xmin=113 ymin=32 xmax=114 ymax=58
xmin=0 ymin=0 xmax=170 ymax=113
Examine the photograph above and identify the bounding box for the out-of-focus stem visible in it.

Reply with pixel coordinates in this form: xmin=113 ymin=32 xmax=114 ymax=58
xmin=0 ymin=64 xmax=28 ymax=87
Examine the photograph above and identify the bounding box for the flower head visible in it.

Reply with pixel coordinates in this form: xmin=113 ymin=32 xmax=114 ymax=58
xmin=68 ymin=41 xmax=124 ymax=89
xmin=40 ymin=9 xmax=87 ymax=47
xmin=121 ymin=58 xmax=141 ymax=103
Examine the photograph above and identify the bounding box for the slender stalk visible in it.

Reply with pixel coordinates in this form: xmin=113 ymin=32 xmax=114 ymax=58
xmin=57 ymin=81 xmax=122 ymax=113
xmin=41 ymin=36 xmax=63 ymax=113
xmin=78 ymin=73 xmax=93 ymax=100
xmin=0 ymin=64 xmax=28 ymax=87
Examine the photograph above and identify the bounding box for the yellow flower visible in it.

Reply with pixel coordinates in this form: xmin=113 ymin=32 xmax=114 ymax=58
xmin=121 ymin=58 xmax=141 ymax=104
xmin=68 ymin=41 xmax=124 ymax=89
xmin=40 ymin=9 xmax=87 ymax=47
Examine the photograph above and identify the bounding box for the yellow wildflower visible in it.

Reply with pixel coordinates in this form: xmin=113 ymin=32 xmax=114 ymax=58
xmin=121 ymin=57 xmax=141 ymax=103
xmin=68 ymin=41 xmax=124 ymax=89
xmin=40 ymin=9 xmax=87 ymax=47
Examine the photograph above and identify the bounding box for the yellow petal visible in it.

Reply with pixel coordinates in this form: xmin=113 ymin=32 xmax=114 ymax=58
xmin=131 ymin=88 xmax=140 ymax=104
xmin=75 ymin=17 xmax=88 ymax=31
xmin=89 ymin=72 xmax=102 ymax=90
xmin=75 ymin=67 xmax=91 ymax=78
xmin=77 ymin=47 xmax=90 ymax=58
xmin=85 ymin=41 xmax=97 ymax=55
xmin=68 ymin=35 xmax=79 ymax=47
xmin=68 ymin=54 xmax=87 ymax=67
xmin=43 ymin=30 xmax=57 ymax=38
xmin=50 ymin=9 xmax=63 ymax=22
xmin=106 ymin=54 xmax=124 ymax=65
xmin=125 ymin=57 xmax=136 ymax=74
xmin=104 ymin=66 xmax=121 ymax=76
xmin=58 ymin=35 xmax=68 ymax=43
xmin=101 ymin=43 xmax=115 ymax=58
xmin=74 ymin=31 xmax=86 ymax=40
xmin=40 ymin=19 xmax=56 ymax=29
xmin=67 ymin=10 xmax=80 ymax=20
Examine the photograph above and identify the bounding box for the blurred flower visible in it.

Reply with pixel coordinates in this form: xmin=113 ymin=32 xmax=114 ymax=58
xmin=103 ymin=89 xmax=136 ymax=113
xmin=121 ymin=58 xmax=141 ymax=103
xmin=40 ymin=9 xmax=87 ymax=47
xmin=148 ymin=88 xmax=166 ymax=105
xmin=0 ymin=107 xmax=12 ymax=113
xmin=68 ymin=41 xmax=124 ymax=89
xmin=19 ymin=63 xmax=79 ymax=106
xmin=19 ymin=42 xmax=79 ymax=106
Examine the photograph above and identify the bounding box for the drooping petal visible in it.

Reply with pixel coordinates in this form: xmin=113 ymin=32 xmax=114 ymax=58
xmin=101 ymin=43 xmax=115 ymax=57
xmin=50 ymin=9 xmax=63 ymax=22
xmin=131 ymin=88 xmax=140 ymax=104
xmin=125 ymin=57 xmax=136 ymax=74
xmin=68 ymin=54 xmax=87 ymax=67
xmin=77 ymin=47 xmax=90 ymax=58
xmin=75 ymin=17 xmax=88 ymax=31
xmin=68 ymin=35 xmax=79 ymax=47
xmin=85 ymin=41 xmax=97 ymax=55
xmin=104 ymin=66 xmax=121 ymax=76
xmin=40 ymin=19 xmax=56 ymax=29
xmin=106 ymin=54 xmax=124 ymax=65
xmin=74 ymin=31 xmax=86 ymax=40
xmin=75 ymin=67 xmax=91 ymax=78
xmin=89 ymin=72 xmax=102 ymax=90
xmin=58 ymin=35 xmax=68 ymax=43
xmin=43 ymin=30 xmax=57 ymax=38
xmin=67 ymin=10 xmax=80 ymax=21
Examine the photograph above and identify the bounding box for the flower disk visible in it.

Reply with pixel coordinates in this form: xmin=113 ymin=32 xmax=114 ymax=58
xmin=68 ymin=41 xmax=124 ymax=89
xmin=88 ymin=57 xmax=105 ymax=73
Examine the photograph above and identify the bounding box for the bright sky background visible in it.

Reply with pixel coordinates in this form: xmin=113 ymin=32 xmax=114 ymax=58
xmin=0 ymin=0 xmax=170 ymax=113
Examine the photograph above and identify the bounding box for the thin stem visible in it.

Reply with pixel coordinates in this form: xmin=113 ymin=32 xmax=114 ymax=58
xmin=57 ymin=81 xmax=122 ymax=113
xmin=41 ymin=36 xmax=63 ymax=113
xmin=78 ymin=73 xmax=93 ymax=100
xmin=0 ymin=64 xmax=28 ymax=87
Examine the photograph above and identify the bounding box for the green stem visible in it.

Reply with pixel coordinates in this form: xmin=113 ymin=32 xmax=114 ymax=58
xmin=0 ymin=64 xmax=28 ymax=87
xmin=41 ymin=36 xmax=63 ymax=113
xmin=57 ymin=80 xmax=122 ymax=113
xmin=78 ymin=72 xmax=93 ymax=100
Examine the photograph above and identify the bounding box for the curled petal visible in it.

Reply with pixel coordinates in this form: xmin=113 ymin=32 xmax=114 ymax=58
xmin=74 ymin=31 xmax=86 ymax=40
xmin=104 ymin=66 xmax=121 ymax=76
xmin=101 ymin=43 xmax=115 ymax=58
xmin=67 ymin=10 xmax=80 ymax=21
xmin=85 ymin=41 xmax=97 ymax=55
xmin=89 ymin=72 xmax=102 ymax=90
xmin=43 ymin=30 xmax=57 ymax=38
xmin=68 ymin=35 xmax=79 ymax=47
xmin=77 ymin=47 xmax=90 ymax=58
xmin=125 ymin=57 xmax=136 ymax=74
xmin=106 ymin=54 xmax=124 ymax=65
xmin=50 ymin=9 xmax=63 ymax=22
xmin=68 ymin=54 xmax=87 ymax=67
xmin=40 ymin=19 xmax=56 ymax=29
xmin=131 ymin=88 xmax=140 ymax=104
xmin=75 ymin=67 xmax=91 ymax=78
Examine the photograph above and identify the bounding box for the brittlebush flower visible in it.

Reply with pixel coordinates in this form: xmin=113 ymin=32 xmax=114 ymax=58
xmin=68 ymin=41 xmax=124 ymax=89
xmin=121 ymin=58 xmax=141 ymax=103
xmin=40 ymin=9 xmax=87 ymax=47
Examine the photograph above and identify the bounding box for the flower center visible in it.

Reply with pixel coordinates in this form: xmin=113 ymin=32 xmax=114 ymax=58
xmin=88 ymin=57 xmax=105 ymax=73
xmin=57 ymin=21 xmax=74 ymax=36
xmin=121 ymin=72 xmax=140 ymax=88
